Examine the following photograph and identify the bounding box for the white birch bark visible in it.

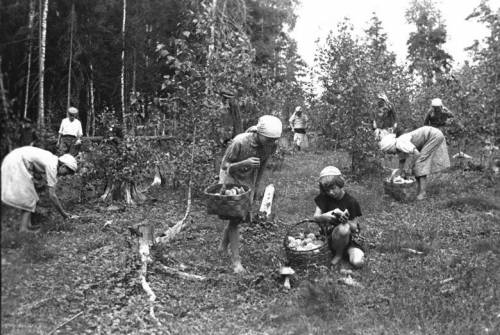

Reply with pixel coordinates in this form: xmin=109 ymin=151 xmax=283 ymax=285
xmin=38 ymin=0 xmax=49 ymax=129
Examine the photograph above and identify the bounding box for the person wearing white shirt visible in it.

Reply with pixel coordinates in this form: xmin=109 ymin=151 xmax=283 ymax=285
xmin=57 ymin=107 xmax=83 ymax=155
xmin=289 ymin=106 xmax=308 ymax=151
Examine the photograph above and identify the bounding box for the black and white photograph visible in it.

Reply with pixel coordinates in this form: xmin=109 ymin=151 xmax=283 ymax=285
xmin=1 ymin=0 xmax=499 ymax=333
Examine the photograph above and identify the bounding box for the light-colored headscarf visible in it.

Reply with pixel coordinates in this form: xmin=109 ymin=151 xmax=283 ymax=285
xmin=256 ymin=115 xmax=282 ymax=138
xmin=431 ymin=98 xmax=443 ymax=107
xmin=68 ymin=107 xmax=78 ymax=115
xmin=59 ymin=154 xmax=78 ymax=171
xmin=379 ymin=133 xmax=416 ymax=154
xmin=319 ymin=166 xmax=342 ymax=178
xmin=377 ymin=93 xmax=389 ymax=104
xmin=379 ymin=133 xmax=397 ymax=152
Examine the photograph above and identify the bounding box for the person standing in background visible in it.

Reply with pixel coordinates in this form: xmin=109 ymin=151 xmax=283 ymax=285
xmin=57 ymin=106 xmax=83 ymax=156
xmin=289 ymin=106 xmax=308 ymax=151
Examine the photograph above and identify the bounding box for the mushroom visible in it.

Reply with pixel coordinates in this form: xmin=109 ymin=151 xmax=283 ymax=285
xmin=279 ymin=266 xmax=295 ymax=290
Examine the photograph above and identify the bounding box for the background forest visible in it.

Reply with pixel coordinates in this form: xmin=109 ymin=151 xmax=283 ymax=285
xmin=1 ymin=0 xmax=499 ymax=188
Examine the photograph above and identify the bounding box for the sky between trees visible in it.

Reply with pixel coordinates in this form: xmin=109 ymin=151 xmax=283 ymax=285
xmin=291 ymin=0 xmax=500 ymax=68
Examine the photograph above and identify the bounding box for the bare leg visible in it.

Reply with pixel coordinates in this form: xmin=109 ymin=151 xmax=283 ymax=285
xmin=227 ymin=218 xmax=246 ymax=273
xmin=416 ymin=175 xmax=427 ymax=200
xmin=330 ymin=224 xmax=350 ymax=265
xmin=218 ymin=222 xmax=230 ymax=255
xmin=19 ymin=211 xmax=32 ymax=232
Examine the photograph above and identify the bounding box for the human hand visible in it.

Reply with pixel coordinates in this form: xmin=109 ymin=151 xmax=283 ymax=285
xmin=244 ymin=157 xmax=260 ymax=168
xmin=333 ymin=208 xmax=349 ymax=224
xmin=323 ymin=210 xmax=337 ymax=223
xmin=348 ymin=220 xmax=359 ymax=234
xmin=75 ymin=139 xmax=82 ymax=145
xmin=64 ymin=213 xmax=79 ymax=220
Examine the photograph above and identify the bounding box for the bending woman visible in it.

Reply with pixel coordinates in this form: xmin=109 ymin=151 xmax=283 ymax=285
xmin=378 ymin=126 xmax=450 ymax=200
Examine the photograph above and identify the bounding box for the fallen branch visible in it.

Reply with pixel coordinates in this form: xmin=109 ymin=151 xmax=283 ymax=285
xmin=134 ymin=223 xmax=161 ymax=326
xmin=82 ymin=135 xmax=174 ymax=142
xmin=401 ymin=248 xmax=424 ymax=255
xmin=155 ymin=124 xmax=197 ymax=244
xmin=139 ymin=262 xmax=160 ymax=325
xmin=158 ymin=264 xmax=206 ymax=281
xmin=47 ymin=311 xmax=83 ymax=335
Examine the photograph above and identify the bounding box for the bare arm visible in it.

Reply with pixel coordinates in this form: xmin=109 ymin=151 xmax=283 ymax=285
xmin=226 ymin=158 xmax=260 ymax=175
xmin=313 ymin=206 xmax=336 ymax=224
xmin=48 ymin=187 xmax=69 ymax=219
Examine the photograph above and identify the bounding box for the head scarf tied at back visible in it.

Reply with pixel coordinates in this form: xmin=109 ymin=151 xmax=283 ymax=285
xmin=379 ymin=133 xmax=415 ymax=153
xmin=379 ymin=133 xmax=397 ymax=152
xmin=256 ymin=115 xmax=282 ymax=138
xmin=59 ymin=154 xmax=78 ymax=172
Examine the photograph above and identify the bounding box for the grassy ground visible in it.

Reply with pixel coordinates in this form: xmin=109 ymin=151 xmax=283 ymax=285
xmin=1 ymin=150 xmax=499 ymax=335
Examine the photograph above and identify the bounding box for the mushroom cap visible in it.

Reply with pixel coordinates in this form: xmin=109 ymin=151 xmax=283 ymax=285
xmin=280 ymin=266 xmax=295 ymax=275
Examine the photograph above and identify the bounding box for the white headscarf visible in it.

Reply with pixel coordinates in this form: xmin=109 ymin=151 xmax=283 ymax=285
xmin=379 ymin=133 xmax=415 ymax=154
xmin=431 ymin=98 xmax=443 ymax=107
xmin=59 ymin=154 xmax=78 ymax=171
xmin=68 ymin=107 xmax=79 ymax=115
xmin=379 ymin=133 xmax=397 ymax=152
xmin=256 ymin=115 xmax=282 ymax=138
xmin=319 ymin=166 xmax=342 ymax=178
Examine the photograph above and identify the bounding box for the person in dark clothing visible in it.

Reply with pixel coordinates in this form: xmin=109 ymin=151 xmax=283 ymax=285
xmin=373 ymin=93 xmax=403 ymax=136
xmin=423 ymin=98 xmax=454 ymax=127
xmin=313 ymin=166 xmax=364 ymax=267
xmin=19 ymin=117 xmax=38 ymax=146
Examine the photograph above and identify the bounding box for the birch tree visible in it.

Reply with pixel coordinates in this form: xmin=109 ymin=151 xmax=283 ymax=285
xmin=38 ymin=0 xmax=49 ymax=129
xmin=66 ymin=2 xmax=75 ymax=110
xmin=23 ymin=0 xmax=36 ymax=119
xmin=121 ymin=0 xmax=127 ymax=133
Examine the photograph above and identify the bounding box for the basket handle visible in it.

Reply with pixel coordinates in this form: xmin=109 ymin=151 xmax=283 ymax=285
xmin=285 ymin=219 xmax=322 ymax=237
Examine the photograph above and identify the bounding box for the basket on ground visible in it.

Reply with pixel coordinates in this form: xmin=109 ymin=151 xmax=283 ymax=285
xmin=204 ymin=183 xmax=251 ymax=219
xmin=283 ymin=220 xmax=332 ymax=268
xmin=383 ymin=179 xmax=417 ymax=202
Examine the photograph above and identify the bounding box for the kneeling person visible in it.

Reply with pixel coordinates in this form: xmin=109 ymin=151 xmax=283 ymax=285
xmin=313 ymin=166 xmax=364 ymax=267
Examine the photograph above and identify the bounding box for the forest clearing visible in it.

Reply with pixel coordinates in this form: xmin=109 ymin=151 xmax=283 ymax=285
xmin=1 ymin=0 xmax=500 ymax=334
xmin=2 ymin=150 xmax=499 ymax=335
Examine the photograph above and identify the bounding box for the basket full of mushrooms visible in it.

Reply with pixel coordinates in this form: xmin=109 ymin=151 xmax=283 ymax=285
xmin=383 ymin=169 xmax=417 ymax=202
xmin=204 ymin=183 xmax=252 ymax=218
xmin=283 ymin=219 xmax=332 ymax=268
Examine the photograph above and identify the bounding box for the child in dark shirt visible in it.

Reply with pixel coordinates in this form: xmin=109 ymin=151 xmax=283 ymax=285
xmin=313 ymin=166 xmax=365 ymax=267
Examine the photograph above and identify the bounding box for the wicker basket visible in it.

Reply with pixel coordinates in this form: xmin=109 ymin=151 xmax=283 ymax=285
xmin=204 ymin=183 xmax=251 ymax=219
xmin=283 ymin=220 xmax=332 ymax=268
xmin=383 ymin=179 xmax=417 ymax=202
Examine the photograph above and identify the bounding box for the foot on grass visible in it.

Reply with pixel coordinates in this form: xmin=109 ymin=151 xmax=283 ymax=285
xmin=331 ymin=255 xmax=342 ymax=266
xmin=233 ymin=263 xmax=247 ymax=274
xmin=416 ymin=193 xmax=427 ymax=201
xmin=19 ymin=227 xmax=41 ymax=234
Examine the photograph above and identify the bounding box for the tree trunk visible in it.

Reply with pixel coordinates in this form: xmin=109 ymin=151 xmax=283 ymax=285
xmin=89 ymin=63 xmax=95 ymax=136
xmin=66 ymin=2 xmax=75 ymax=110
xmin=38 ymin=0 xmax=49 ymax=129
xmin=121 ymin=0 xmax=127 ymax=134
xmin=100 ymin=180 xmax=145 ymax=205
xmin=229 ymin=100 xmax=242 ymax=137
xmin=0 ymin=57 xmax=13 ymax=153
xmin=205 ymin=0 xmax=217 ymax=97
xmin=23 ymin=0 xmax=35 ymax=119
